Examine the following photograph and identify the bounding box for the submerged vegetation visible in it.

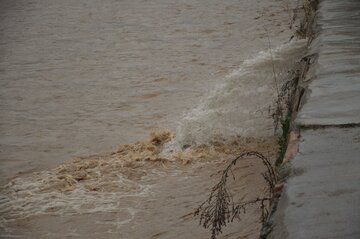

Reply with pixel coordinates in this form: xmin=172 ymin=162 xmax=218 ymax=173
xmin=276 ymin=113 xmax=291 ymax=166
xmin=296 ymin=0 xmax=318 ymax=39
xmin=195 ymin=1 xmax=318 ymax=238
xmin=194 ymin=65 xmax=301 ymax=238
xmin=194 ymin=69 xmax=298 ymax=238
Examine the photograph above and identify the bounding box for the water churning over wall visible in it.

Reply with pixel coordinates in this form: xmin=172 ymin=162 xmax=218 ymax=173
xmin=172 ymin=40 xmax=307 ymax=148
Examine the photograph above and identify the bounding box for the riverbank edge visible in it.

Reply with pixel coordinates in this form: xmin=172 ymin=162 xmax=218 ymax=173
xmin=260 ymin=0 xmax=319 ymax=238
xmin=266 ymin=0 xmax=360 ymax=237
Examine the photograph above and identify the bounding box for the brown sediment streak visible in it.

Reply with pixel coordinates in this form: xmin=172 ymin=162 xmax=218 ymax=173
xmin=49 ymin=130 xmax=276 ymax=193
xmin=0 ymin=129 xmax=277 ymax=221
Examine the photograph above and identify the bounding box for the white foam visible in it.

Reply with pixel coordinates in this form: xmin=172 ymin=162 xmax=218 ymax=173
xmin=171 ymin=40 xmax=307 ymax=148
xmin=0 ymin=171 xmax=153 ymax=221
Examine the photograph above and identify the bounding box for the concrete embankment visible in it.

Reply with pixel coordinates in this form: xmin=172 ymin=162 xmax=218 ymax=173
xmin=269 ymin=0 xmax=360 ymax=238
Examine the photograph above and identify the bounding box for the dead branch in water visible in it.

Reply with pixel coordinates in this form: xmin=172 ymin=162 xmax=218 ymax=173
xmin=194 ymin=151 xmax=276 ymax=239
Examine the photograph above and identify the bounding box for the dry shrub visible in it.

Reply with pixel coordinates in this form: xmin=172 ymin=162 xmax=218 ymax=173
xmin=194 ymin=152 xmax=277 ymax=239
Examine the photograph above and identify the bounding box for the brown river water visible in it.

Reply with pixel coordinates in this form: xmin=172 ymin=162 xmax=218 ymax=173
xmin=0 ymin=0 xmax=305 ymax=238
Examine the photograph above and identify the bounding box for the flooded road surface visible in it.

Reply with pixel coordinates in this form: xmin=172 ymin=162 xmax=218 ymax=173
xmin=0 ymin=0 xmax=302 ymax=238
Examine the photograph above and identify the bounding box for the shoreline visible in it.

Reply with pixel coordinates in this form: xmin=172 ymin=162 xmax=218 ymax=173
xmin=261 ymin=1 xmax=317 ymax=237
xmin=267 ymin=0 xmax=360 ymax=238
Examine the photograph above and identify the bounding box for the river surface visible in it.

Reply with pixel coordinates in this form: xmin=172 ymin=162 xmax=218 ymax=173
xmin=0 ymin=0 xmax=301 ymax=238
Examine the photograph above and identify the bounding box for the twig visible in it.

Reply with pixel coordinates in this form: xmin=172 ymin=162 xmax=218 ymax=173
xmin=194 ymin=151 xmax=276 ymax=239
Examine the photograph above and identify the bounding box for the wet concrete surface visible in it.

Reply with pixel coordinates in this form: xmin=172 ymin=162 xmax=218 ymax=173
xmin=270 ymin=0 xmax=360 ymax=238
xmin=297 ymin=0 xmax=360 ymax=126
xmin=270 ymin=128 xmax=360 ymax=239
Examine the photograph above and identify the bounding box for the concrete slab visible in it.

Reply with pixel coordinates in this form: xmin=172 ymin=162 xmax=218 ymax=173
xmin=296 ymin=0 xmax=360 ymax=126
xmin=270 ymin=1 xmax=360 ymax=238
xmin=270 ymin=127 xmax=360 ymax=239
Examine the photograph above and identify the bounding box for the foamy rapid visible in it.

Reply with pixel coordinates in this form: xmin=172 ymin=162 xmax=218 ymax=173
xmin=0 ymin=129 xmax=276 ymax=226
xmin=171 ymin=40 xmax=307 ymax=149
xmin=0 ymin=41 xmax=305 ymax=236
xmin=0 ymin=131 xmax=174 ymax=222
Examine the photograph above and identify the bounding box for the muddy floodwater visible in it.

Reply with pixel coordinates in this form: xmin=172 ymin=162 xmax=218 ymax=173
xmin=0 ymin=0 xmax=303 ymax=238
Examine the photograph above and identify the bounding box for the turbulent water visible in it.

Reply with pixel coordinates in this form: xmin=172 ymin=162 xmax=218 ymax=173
xmin=0 ymin=0 xmax=305 ymax=238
